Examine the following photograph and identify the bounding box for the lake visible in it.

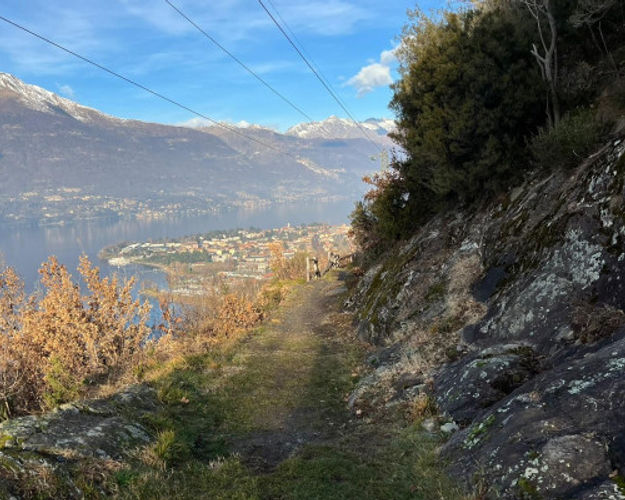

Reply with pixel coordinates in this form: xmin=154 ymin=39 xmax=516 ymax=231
xmin=0 ymin=200 xmax=355 ymax=322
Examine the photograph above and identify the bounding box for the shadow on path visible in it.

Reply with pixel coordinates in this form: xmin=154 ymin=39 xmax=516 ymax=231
xmin=221 ymin=273 xmax=355 ymax=471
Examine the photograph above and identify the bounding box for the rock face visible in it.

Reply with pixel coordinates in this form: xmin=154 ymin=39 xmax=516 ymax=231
xmin=347 ymin=138 xmax=625 ymax=498
xmin=0 ymin=385 xmax=158 ymax=498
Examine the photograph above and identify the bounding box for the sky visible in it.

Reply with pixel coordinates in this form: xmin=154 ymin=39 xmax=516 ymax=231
xmin=0 ymin=0 xmax=432 ymax=131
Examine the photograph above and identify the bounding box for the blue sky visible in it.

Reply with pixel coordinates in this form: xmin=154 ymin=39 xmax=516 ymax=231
xmin=0 ymin=0 xmax=432 ymax=131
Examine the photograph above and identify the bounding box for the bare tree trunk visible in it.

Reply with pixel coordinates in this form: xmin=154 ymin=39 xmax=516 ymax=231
xmin=525 ymin=0 xmax=560 ymax=127
xmin=598 ymin=21 xmax=619 ymax=73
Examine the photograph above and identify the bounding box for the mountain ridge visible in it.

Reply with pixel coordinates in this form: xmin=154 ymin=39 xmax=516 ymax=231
xmin=0 ymin=72 xmax=391 ymax=225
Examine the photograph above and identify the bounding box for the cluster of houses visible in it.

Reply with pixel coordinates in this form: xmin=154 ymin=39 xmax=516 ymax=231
xmin=107 ymin=224 xmax=352 ymax=284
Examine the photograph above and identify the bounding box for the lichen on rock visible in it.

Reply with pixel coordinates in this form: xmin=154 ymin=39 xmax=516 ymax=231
xmin=347 ymin=138 xmax=625 ymax=498
xmin=0 ymin=385 xmax=159 ymax=498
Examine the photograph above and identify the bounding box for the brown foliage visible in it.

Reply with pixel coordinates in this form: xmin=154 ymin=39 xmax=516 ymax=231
xmin=213 ymin=294 xmax=262 ymax=338
xmin=1 ymin=253 xmax=286 ymax=419
xmin=0 ymin=266 xmax=36 ymax=417
xmin=268 ymin=242 xmax=307 ymax=281
xmin=362 ymin=170 xmax=401 ymax=204
xmin=0 ymin=256 xmax=151 ymax=417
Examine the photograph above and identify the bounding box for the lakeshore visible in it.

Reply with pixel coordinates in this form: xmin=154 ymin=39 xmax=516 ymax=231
xmin=100 ymin=223 xmax=354 ymax=298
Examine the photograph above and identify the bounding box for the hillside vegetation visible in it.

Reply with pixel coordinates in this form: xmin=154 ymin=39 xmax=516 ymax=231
xmin=0 ymin=252 xmax=291 ymax=419
xmin=345 ymin=0 xmax=625 ymax=497
xmin=0 ymin=274 xmax=470 ymax=499
xmin=351 ymin=0 xmax=625 ymax=253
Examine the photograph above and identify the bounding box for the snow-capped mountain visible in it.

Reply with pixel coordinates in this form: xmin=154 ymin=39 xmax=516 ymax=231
xmin=286 ymin=115 xmax=396 ymax=141
xmin=0 ymin=73 xmax=119 ymax=124
xmin=0 ymin=73 xmax=385 ymax=224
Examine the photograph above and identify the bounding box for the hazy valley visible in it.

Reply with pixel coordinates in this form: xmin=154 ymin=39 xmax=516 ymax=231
xmin=0 ymin=73 xmax=393 ymax=226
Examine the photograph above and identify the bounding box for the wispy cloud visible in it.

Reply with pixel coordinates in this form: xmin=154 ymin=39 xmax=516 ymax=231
xmin=58 ymin=84 xmax=75 ymax=98
xmin=248 ymin=60 xmax=299 ymax=75
xmin=120 ymin=0 xmax=270 ymax=44
xmin=120 ymin=0 xmax=374 ymax=44
xmin=345 ymin=46 xmax=398 ymax=97
xmin=0 ymin=2 xmax=122 ymax=75
xmin=270 ymin=1 xmax=373 ymax=36
xmin=117 ymin=0 xmax=194 ymax=36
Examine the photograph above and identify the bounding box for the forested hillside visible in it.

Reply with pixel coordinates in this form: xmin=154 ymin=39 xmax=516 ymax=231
xmin=351 ymin=0 xmax=625 ymax=252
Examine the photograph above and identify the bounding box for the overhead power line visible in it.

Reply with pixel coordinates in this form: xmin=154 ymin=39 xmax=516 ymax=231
xmin=256 ymin=0 xmax=382 ymax=153
xmin=0 ymin=14 xmax=302 ymax=163
xmin=263 ymin=0 xmax=366 ymax=147
xmin=164 ymin=0 xmax=314 ymax=124
xmin=265 ymin=0 xmax=351 ymax=113
xmin=163 ymin=0 xmax=363 ymax=149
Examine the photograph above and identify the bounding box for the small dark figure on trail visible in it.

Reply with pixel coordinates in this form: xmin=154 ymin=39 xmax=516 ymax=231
xmin=312 ymin=257 xmax=321 ymax=279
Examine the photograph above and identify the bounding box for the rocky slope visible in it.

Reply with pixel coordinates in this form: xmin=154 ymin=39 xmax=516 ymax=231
xmin=0 ymin=386 xmax=158 ymax=497
xmin=346 ymin=135 xmax=625 ymax=498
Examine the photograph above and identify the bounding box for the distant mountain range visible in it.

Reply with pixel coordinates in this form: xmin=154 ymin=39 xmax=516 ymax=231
xmin=286 ymin=116 xmax=396 ymax=140
xmin=0 ymin=73 xmax=395 ymax=225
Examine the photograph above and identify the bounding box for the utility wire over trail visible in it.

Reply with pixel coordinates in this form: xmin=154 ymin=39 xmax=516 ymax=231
xmin=257 ymin=0 xmax=383 ymax=154
xmin=164 ymin=0 xmax=314 ymax=124
xmin=163 ymin=0 xmax=378 ymax=156
xmin=265 ymin=0 xmax=353 ymax=116
xmin=0 ymin=14 xmax=306 ymax=164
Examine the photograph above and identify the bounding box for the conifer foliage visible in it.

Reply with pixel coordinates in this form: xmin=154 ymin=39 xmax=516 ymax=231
xmin=351 ymin=0 xmax=625 ymax=253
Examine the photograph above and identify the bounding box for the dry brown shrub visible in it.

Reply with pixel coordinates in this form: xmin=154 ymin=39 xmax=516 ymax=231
xmin=410 ymin=392 xmax=438 ymax=420
xmin=79 ymin=256 xmax=151 ymax=374
xmin=269 ymin=242 xmax=308 ymax=280
xmin=0 ymin=266 xmax=38 ymax=418
xmin=213 ymin=294 xmax=263 ymax=338
xmin=0 ymin=256 xmax=152 ymax=417
xmin=1 ymin=250 xmax=287 ymax=418
xmin=572 ymin=302 xmax=625 ymax=343
xmin=149 ymin=279 xmax=275 ymax=367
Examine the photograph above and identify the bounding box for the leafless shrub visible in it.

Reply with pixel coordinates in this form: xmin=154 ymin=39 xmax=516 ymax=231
xmin=572 ymin=302 xmax=625 ymax=343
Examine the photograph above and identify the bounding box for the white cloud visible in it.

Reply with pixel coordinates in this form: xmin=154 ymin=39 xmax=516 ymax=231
xmin=345 ymin=46 xmax=398 ymax=97
xmin=346 ymin=64 xmax=392 ymax=97
xmin=118 ymin=0 xmax=373 ymax=44
xmin=0 ymin=2 xmax=122 ymax=75
xmin=117 ymin=0 xmax=194 ymax=36
xmin=177 ymin=117 xmax=263 ymax=129
xmin=58 ymin=84 xmax=75 ymax=98
xmin=380 ymin=47 xmax=398 ymax=65
xmin=271 ymin=1 xmax=372 ymax=36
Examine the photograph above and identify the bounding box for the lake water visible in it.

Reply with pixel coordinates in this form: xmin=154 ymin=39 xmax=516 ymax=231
xmin=0 ymin=200 xmax=355 ymax=322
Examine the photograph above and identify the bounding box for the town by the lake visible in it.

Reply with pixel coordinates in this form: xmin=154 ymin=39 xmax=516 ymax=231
xmin=99 ymin=223 xmax=353 ymax=297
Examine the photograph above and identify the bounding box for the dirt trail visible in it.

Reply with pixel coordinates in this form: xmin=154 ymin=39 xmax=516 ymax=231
xmin=0 ymin=273 xmax=465 ymax=499
xmin=223 ymin=274 xmax=352 ymax=470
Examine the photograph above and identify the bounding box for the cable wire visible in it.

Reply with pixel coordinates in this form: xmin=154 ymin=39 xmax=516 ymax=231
xmin=163 ymin=0 xmax=362 ymax=148
xmin=0 ymin=14 xmax=304 ymax=163
xmin=263 ymin=0 xmax=374 ymax=152
xmin=164 ymin=0 xmax=315 ymax=124
xmin=256 ymin=0 xmax=382 ymax=153
xmin=264 ymin=0 xmax=351 ymax=113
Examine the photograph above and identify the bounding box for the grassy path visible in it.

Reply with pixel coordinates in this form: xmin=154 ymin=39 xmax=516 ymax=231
xmin=117 ymin=274 xmax=465 ymax=499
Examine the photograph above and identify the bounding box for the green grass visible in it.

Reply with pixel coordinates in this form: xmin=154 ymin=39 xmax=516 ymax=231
xmin=72 ymin=277 xmax=466 ymax=499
